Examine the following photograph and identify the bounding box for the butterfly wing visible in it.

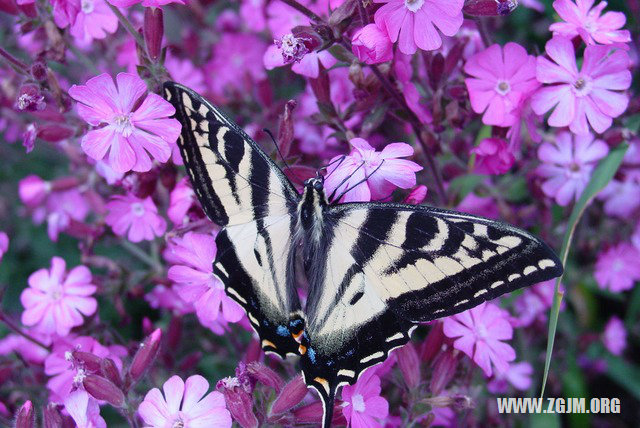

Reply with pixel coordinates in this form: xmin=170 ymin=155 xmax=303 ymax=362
xmin=301 ymin=203 xmax=563 ymax=426
xmin=163 ymin=82 xmax=302 ymax=357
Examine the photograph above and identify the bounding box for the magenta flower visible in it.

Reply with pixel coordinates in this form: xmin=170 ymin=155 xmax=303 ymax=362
xmin=167 ymin=177 xmax=195 ymax=226
xmin=44 ymin=336 xmax=126 ymax=403
xmin=341 ymin=368 xmax=389 ymax=428
xmin=550 ymin=0 xmax=631 ymax=45
xmin=373 ymin=0 xmax=464 ymax=54
xmin=598 ymin=174 xmax=640 ymax=218
xmin=105 ymin=194 xmax=166 ymax=242
xmin=145 ymin=284 xmax=194 ymax=316
xmin=264 ymin=44 xmax=337 ymax=79
xmin=109 ymin=0 xmax=185 ymax=7
xmin=487 ymin=361 xmax=533 ymax=393
xmin=20 ymin=257 xmax=97 ymax=338
xmin=394 ymin=53 xmax=432 ymax=124
xmin=324 ymin=138 xmax=422 ymax=203
xmin=165 ymin=52 xmax=207 ymax=95
xmin=442 ymin=302 xmax=516 ymax=377
xmin=240 ymin=0 xmax=266 ymax=31
xmin=594 ymin=242 xmax=640 ymax=292
xmin=138 ymin=375 xmax=232 ymax=428
xmin=0 ymin=330 xmax=49 ymax=363
xmin=69 ymin=73 xmax=181 ymax=174
xmin=33 ymin=189 xmax=90 ymax=242
xmin=531 ymin=37 xmax=631 ymax=135
xmin=471 ymin=138 xmax=515 ymax=175
xmin=351 ymin=24 xmax=394 ymax=65
xmin=18 ymin=174 xmax=50 ymax=207
xmin=514 ymin=280 xmax=565 ymax=327
xmin=464 ymin=43 xmax=539 ymax=127
xmin=456 ymin=192 xmax=499 ymax=219
xmin=167 ymin=232 xmax=244 ymax=326
xmin=64 ymin=390 xmax=106 ymax=428
xmin=0 ymin=231 xmax=8 ymax=262
xmin=68 ymin=0 xmax=118 ymax=44
xmin=51 ymin=0 xmax=80 ymax=29
xmin=602 ymin=316 xmax=626 ymax=356
xmin=536 ymin=131 xmax=608 ymax=206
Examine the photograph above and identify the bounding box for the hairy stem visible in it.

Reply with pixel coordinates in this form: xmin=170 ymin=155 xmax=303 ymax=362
xmin=0 ymin=46 xmax=29 ymax=73
xmin=0 ymin=312 xmax=50 ymax=350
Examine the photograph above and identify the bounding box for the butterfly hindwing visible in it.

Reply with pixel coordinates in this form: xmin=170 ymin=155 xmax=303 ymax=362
xmin=163 ymin=82 xmax=302 ymax=358
xmin=300 ymin=203 xmax=563 ymax=425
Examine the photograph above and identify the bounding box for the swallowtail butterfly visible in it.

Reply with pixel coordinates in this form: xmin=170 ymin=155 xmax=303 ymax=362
xmin=163 ymin=82 xmax=563 ymax=427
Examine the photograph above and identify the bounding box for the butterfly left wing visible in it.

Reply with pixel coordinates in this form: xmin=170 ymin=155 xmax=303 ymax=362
xmin=300 ymin=203 xmax=563 ymax=427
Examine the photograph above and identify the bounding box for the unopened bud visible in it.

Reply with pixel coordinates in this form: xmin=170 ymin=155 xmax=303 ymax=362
xmin=292 ymin=401 xmax=324 ymax=425
xmin=430 ymin=348 xmax=459 ymax=395
xmin=177 ymin=351 xmax=202 ymax=372
xmin=421 ymin=322 xmax=444 ymax=362
xmin=101 ymin=358 xmax=122 ymax=388
xmin=129 ymin=328 xmax=162 ymax=383
xmin=51 ymin=176 xmax=80 ymax=192
xmin=397 ymin=342 xmax=421 ymax=390
xmin=271 ymin=375 xmax=307 ymax=415
xmin=43 ymin=404 xmax=63 ymax=428
xmin=463 ymin=0 xmax=518 ymax=16
xmin=404 ymin=185 xmax=428 ymax=205
xmin=72 ymin=351 xmax=103 ymax=373
xmin=37 ymin=124 xmax=74 ymax=142
xmin=29 ymin=60 xmax=47 ymax=81
xmin=247 ymin=362 xmax=284 ymax=392
xmin=276 ymin=100 xmax=296 ymax=158
xmin=83 ymin=375 xmax=125 ymax=407
xmin=217 ymin=377 xmax=258 ymax=428
xmin=14 ymin=400 xmax=34 ymax=428
xmin=143 ymin=7 xmax=164 ymax=61
xmin=18 ymin=174 xmax=50 ymax=207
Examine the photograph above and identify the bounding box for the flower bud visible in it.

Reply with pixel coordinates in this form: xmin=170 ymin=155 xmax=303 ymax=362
xmin=22 ymin=124 xmax=36 ymax=153
xmin=29 ymin=60 xmax=48 ymax=81
xmin=217 ymin=377 xmax=258 ymax=428
xmin=421 ymin=322 xmax=444 ymax=362
xmin=351 ymin=24 xmax=393 ymax=65
xmin=14 ymin=400 xmax=34 ymax=428
xmin=43 ymin=404 xmax=63 ymax=428
xmin=83 ymin=375 xmax=125 ymax=407
xmin=15 ymin=84 xmax=45 ymax=111
xmin=101 ymin=358 xmax=122 ymax=388
xmin=177 ymin=351 xmax=202 ymax=372
xmin=0 ymin=0 xmax=20 ymax=15
xmin=471 ymin=138 xmax=515 ymax=175
xmin=37 ymin=124 xmax=74 ymax=143
xmin=404 ymin=185 xmax=428 ymax=205
xmin=143 ymin=7 xmax=164 ymax=61
xmin=72 ymin=351 xmax=103 ymax=373
xmin=430 ymin=348 xmax=459 ymax=395
xmin=277 ymin=100 xmax=296 ymax=158
xmin=463 ymin=0 xmax=517 ymax=16
xmin=247 ymin=362 xmax=284 ymax=392
xmin=271 ymin=375 xmax=307 ymax=415
xmin=19 ymin=174 xmax=50 ymax=207
xmin=129 ymin=328 xmax=162 ymax=383
xmin=292 ymin=401 xmax=323 ymax=425
xmin=397 ymin=342 xmax=421 ymax=390
xmin=51 ymin=177 xmax=80 ymax=192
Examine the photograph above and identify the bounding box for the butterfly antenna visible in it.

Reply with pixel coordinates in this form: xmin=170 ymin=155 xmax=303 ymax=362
xmin=320 ymin=155 xmax=347 ymax=176
xmin=326 ymin=161 xmax=366 ymax=202
xmin=332 ymin=160 xmax=385 ymax=203
xmin=263 ymin=128 xmax=292 ymax=173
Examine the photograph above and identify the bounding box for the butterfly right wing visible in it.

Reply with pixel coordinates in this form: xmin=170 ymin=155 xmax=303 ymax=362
xmin=163 ymin=82 xmax=302 ymax=358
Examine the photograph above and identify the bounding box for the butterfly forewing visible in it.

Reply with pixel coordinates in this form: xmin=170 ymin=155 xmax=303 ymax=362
xmin=163 ymin=82 xmax=301 ymax=358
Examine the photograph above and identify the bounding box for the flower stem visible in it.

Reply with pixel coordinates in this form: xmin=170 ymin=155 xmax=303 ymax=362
xmin=107 ymin=3 xmax=147 ymax=52
xmin=0 ymin=46 xmax=29 ymax=73
xmin=120 ymin=241 xmax=162 ymax=272
xmin=65 ymin=38 xmax=100 ymax=75
xmin=357 ymin=0 xmax=370 ymax=25
xmin=475 ymin=18 xmax=493 ymax=47
xmin=0 ymin=311 xmax=50 ymax=350
xmin=278 ymin=0 xmax=323 ymax=22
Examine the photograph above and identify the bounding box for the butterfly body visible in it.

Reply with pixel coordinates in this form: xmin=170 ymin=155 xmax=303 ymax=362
xmin=162 ymin=81 xmax=563 ymax=428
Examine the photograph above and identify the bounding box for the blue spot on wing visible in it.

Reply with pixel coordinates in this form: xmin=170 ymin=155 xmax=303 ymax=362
xmin=308 ymin=347 xmax=316 ymax=363
xmin=276 ymin=325 xmax=289 ymax=336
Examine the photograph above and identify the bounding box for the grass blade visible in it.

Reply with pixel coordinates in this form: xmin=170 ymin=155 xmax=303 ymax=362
xmin=539 ymin=143 xmax=628 ymax=397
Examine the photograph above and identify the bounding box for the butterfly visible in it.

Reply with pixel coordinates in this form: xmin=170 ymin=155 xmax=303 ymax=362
xmin=162 ymin=81 xmax=563 ymax=427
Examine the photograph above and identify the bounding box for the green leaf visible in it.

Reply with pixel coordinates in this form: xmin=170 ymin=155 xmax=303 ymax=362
xmin=448 ymin=174 xmax=484 ymax=200
xmin=529 ymin=412 xmax=560 ymax=428
xmin=603 ymin=353 xmax=640 ymax=401
xmin=540 ymin=143 xmax=628 ymax=398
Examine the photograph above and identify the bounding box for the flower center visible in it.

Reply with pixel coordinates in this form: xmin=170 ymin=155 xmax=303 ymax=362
xmin=404 ymin=0 xmax=424 ymax=12
xmin=351 ymin=393 xmax=366 ymax=413
xmin=112 ymin=113 xmax=134 ymax=137
xmin=50 ymin=288 xmax=63 ymax=300
xmin=172 ymin=416 xmax=185 ymax=428
xmin=73 ymin=368 xmax=87 ymax=385
xmin=572 ymin=76 xmax=593 ymax=97
xmin=476 ymin=323 xmax=488 ymax=340
xmin=276 ymin=34 xmax=309 ymax=64
xmin=569 ymin=162 xmax=581 ymax=172
xmin=612 ymin=259 xmax=624 ymax=272
xmin=131 ymin=202 xmax=145 ymax=217
xmin=495 ymin=80 xmax=511 ymax=96
xmin=81 ymin=0 xmax=94 ymax=14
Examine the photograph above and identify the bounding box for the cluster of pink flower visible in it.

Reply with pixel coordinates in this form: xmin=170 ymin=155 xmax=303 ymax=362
xmin=0 ymin=0 xmax=637 ymax=426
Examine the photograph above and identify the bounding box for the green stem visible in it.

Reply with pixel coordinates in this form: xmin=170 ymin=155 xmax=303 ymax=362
xmin=65 ymin=39 xmax=99 ymax=74
xmin=107 ymin=3 xmax=147 ymax=51
xmin=278 ymin=0 xmax=323 ymax=22
xmin=120 ymin=241 xmax=162 ymax=271
xmin=0 ymin=312 xmax=50 ymax=350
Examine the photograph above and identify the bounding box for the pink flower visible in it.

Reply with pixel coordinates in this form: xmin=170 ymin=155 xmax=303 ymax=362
xmin=165 ymin=52 xmax=207 ymax=95
xmin=68 ymin=0 xmax=118 ymax=44
xmin=240 ymin=0 xmax=266 ymax=31
xmin=167 ymin=232 xmax=244 ymax=326
xmin=594 ymin=242 xmax=640 ymax=292
xmin=168 ymin=177 xmax=196 ymax=226
xmin=598 ymin=173 xmax=640 ymax=218
xmin=145 ymin=284 xmax=194 ymax=316
xmin=0 ymin=231 xmax=8 ymax=262
xmin=341 ymin=368 xmax=389 ymax=428
xmin=109 ymin=0 xmax=185 ymax=7
xmin=550 ymin=0 xmax=631 ymax=45
xmin=352 ymin=24 xmax=394 ymax=65
xmin=373 ymin=0 xmax=464 ymax=54
xmin=20 ymin=257 xmax=97 ymax=337
xmin=19 ymin=174 xmax=50 ymax=207
xmin=394 ymin=53 xmax=432 ymax=124
xmin=105 ymin=194 xmax=167 ymax=242
xmin=464 ymin=43 xmax=539 ymax=127
xmin=602 ymin=316 xmax=626 ymax=355
xmin=487 ymin=361 xmax=533 ymax=393
xmin=456 ymin=192 xmax=499 ymax=219
xmin=442 ymin=302 xmax=516 ymax=377
xmin=536 ymin=131 xmax=608 ymax=206
xmin=531 ymin=37 xmax=631 ymax=135
xmin=0 ymin=331 xmax=50 ymax=363
xmin=471 ymin=138 xmax=515 ymax=175
xmin=207 ymin=33 xmax=267 ymax=99
xmin=44 ymin=336 xmax=126 ymax=403
xmin=514 ymin=280 xmax=565 ymax=327
xmin=138 ymin=375 xmax=232 ymax=428
xmin=324 ymin=138 xmax=422 ymax=203
xmin=264 ymin=44 xmax=337 ymax=78
xmin=31 ymin=189 xmax=91 ymax=242
xmin=51 ymin=0 xmax=80 ymax=29
xmin=64 ymin=390 xmax=106 ymax=428
xmin=69 ymin=73 xmax=181 ymax=174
